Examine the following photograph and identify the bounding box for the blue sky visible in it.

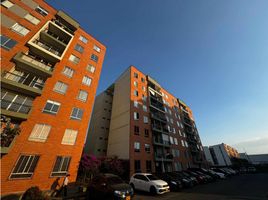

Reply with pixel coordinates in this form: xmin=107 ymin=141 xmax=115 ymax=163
xmin=47 ymin=0 xmax=268 ymax=154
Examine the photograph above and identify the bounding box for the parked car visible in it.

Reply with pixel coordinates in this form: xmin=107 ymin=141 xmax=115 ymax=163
xmin=208 ymin=169 xmax=226 ymax=179
xmin=186 ymin=170 xmax=206 ymax=184
xmin=239 ymin=167 xmax=248 ymax=174
xmin=86 ymin=173 xmax=134 ymax=200
xmin=212 ymin=168 xmax=232 ymax=177
xmin=155 ymin=173 xmax=183 ymax=191
xmin=181 ymin=171 xmax=199 ymax=185
xmin=247 ymin=166 xmax=257 ymax=173
xmin=169 ymin=172 xmax=194 ymax=188
xmin=129 ymin=173 xmax=170 ymax=194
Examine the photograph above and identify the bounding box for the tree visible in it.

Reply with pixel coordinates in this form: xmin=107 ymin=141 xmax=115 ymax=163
xmin=1 ymin=116 xmax=21 ymax=148
xmin=79 ymin=154 xmax=101 ymax=182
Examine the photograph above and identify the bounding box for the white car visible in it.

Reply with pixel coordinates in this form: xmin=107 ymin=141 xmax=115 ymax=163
xmin=209 ymin=170 xmax=225 ymax=179
xmin=129 ymin=173 xmax=170 ymax=194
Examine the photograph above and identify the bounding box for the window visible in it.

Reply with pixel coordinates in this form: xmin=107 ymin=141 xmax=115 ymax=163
xmin=35 ymin=6 xmax=48 ymax=16
xmin=181 ymin=140 xmax=185 ymax=147
xmin=91 ymin=54 xmax=98 ymax=62
xmin=70 ymin=107 xmax=83 ymax=120
xmin=93 ymin=45 xmax=101 ymax=52
xmin=86 ymin=64 xmax=95 ymax=73
xmin=24 ymin=14 xmax=40 ymax=25
xmin=79 ymin=35 xmax=88 ymax=43
xmin=167 ymin=125 xmax=171 ymax=132
xmin=142 ymin=95 xmax=147 ymax=102
xmin=43 ymin=100 xmax=60 ymax=114
xmin=143 ymin=116 xmax=148 ymax=124
xmin=185 ymin=141 xmax=188 ymax=147
xmin=179 ymin=130 xmax=182 ymax=136
xmin=145 ymin=144 xmax=150 ymax=153
xmin=1 ymin=0 xmax=14 ymax=8
xmin=0 ymin=35 xmax=17 ymax=50
xmin=170 ymin=119 xmax=174 ymax=124
xmin=174 ymin=138 xmax=178 ymax=145
xmin=143 ymin=105 xmax=147 ymax=112
xmin=144 ymin=129 xmax=149 ymax=137
xmin=134 ymin=160 xmax=141 ymax=172
xmin=61 ymin=129 xmax=78 ymax=145
xmin=51 ymin=156 xmax=71 ymax=176
xmin=82 ymin=76 xmax=92 ymax=86
xmin=11 ymin=23 xmax=30 ymax=36
xmin=134 ymin=142 xmax=140 ymax=152
xmin=74 ymin=44 xmax=84 ymax=53
xmin=134 ymin=90 xmax=138 ymax=97
xmin=62 ymin=66 xmax=74 ymax=78
xmin=134 ymin=101 xmax=138 ymax=108
xmin=146 ymin=160 xmax=151 ymax=172
xmin=166 ymin=116 xmax=169 ymax=122
xmin=141 ymin=77 xmax=145 ymax=83
xmin=134 ymin=72 xmax=138 ymax=78
xmin=77 ymin=90 xmax=88 ymax=102
xmin=10 ymin=155 xmax=40 ymax=179
xmin=177 ymin=121 xmax=180 ymax=127
xmin=134 ymin=81 xmax=138 ymax=87
xmin=142 ymin=86 xmax=146 ymax=92
xmin=180 ymin=123 xmax=184 ymax=128
xmin=170 ymin=136 xmax=174 ymax=144
xmin=134 ymin=126 xmax=139 ymax=135
xmin=134 ymin=112 xmax=139 ymax=120
xmin=173 ymin=128 xmax=176 ymax=133
xmin=69 ymin=54 xmax=80 ymax=64
xmin=28 ymin=124 xmax=51 ymax=142
xmin=53 ymin=81 xmax=68 ymax=94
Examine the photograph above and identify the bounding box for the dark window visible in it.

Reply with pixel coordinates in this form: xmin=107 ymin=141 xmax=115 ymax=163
xmin=70 ymin=107 xmax=83 ymax=120
xmin=141 ymin=77 xmax=145 ymax=82
xmin=91 ymin=54 xmax=98 ymax=62
xmin=145 ymin=144 xmax=150 ymax=153
xmin=146 ymin=160 xmax=152 ymax=173
xmin=74 ymin=44 xmax=84 ymax=53
xmin=10 ymin=155 xmax=40 ymax=179
xmin=144 ymin=129 xmax=149 ymax=137
xmin=51 ymin=156 xmax=71 ymax=176
xmin=134 ymin=72 xmax=138 ymax=78
xmin=43 ymin=100 xmax=60 ymax=115
xmin=134 ymin=160 xmax=141 ymax=173
xmin=35 ymin=6 xmax=48 ymax=16
xmin=134 ymin=126 xmax=139 ymax=135
xmin=1 ymin=35 xmax=17 ymax=50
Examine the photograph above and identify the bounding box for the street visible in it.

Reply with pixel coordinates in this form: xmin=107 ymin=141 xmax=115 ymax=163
xmin=133 ymin=173 xmax=268 ymax=200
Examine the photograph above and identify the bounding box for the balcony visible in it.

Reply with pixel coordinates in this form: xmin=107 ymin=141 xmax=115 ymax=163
xmin=1 ymin=71 xmax=44 ymax=97
xmin=13 ymin=52 xmax=53 ymax=77
xmin=149 ymin=100 xmax=165 ymax=113
xmin=151 ymin=112 xmax=167 ymax=123
xmin=40 ymin=30 xmax=68 ymax=50
xmin=1 ymin=99 xmax=31 ymax=121
xmin=152 ymin=124 xmax=169 ymax=134
xmin=153 ymin=137 xmax=171 ymax=147
xmin=154 ymin=153 xmax=173 ymax=162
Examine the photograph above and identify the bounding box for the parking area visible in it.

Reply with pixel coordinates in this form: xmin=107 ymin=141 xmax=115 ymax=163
xmin=133 ymin=173 xmax=268 ymax=200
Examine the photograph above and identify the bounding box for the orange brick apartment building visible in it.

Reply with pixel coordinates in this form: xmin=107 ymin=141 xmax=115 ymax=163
xmin=1 ymin=0 xmax=105 ymax=195
xmin=85 ymin=66 xmax=206 ymax=176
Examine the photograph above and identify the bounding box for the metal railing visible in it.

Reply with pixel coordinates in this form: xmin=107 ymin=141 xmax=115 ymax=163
xmin=33 ymin=40 xmax=62 ymax=56
xmin=2 ymin=71 xmax=44 ymax=90
xmin=20 ymin=53 xmax=54 ymax=72
xmin=1 ymin=99 xmax=32 ymax=114
xmin=52 ymin=18 xmax=74 ymax=35
xmin=44 ymin=30 xmax=68 ymax=44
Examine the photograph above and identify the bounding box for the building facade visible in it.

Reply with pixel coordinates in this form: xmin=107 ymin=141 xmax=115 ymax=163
xmin=85 ymin=66 xmax=206 ymax=176
xmin=205 ymin=143 xmax=239 ymax=166
xmin=1 ymin=0 xmax=106 ymax=195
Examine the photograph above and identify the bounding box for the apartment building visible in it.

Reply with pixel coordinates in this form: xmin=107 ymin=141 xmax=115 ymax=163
xmin=205 ymin=143 xmax=239 ymax=166
xmin=85 ymin=66 xmax=206 ymax=176
xmin=1 ymin=0 xmax=105 ymax=195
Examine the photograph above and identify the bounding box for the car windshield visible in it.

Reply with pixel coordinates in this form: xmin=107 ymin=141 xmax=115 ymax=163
xmin=107 ymin=176 xmax=124 ymax=184
xmin=146 ymin=175 xmax=159 ymax=181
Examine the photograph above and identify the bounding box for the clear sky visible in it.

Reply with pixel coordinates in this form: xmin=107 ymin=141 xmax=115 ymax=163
xmin=47 ymin=0 xmax=268 ymax=154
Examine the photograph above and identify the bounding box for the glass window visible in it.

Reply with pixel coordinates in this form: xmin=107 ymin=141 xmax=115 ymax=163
xmin=62 ymin=66 xmax=74 ymax=78
xmin=51 ymin=156 xmax=71 ymax=176
xmin=170 ymin=136 xmax=174 ymax=144
xmin=134 ymin=112 xmax=139 ymax=120
xmin=134 ymin=72 xmax=138 ymax=78
xmin=24 ymin=14 xmax=40 ymax=25
xmin=77 ymin=90 xmax=88 ymax=102
xmin=134 ymin=81 xmax=138 ymax=87
xmin=134 ymin=142 xmax=140 ymax=152
xmin=134 ymin=126 xmax=139 ymax=135
xmin=142 ymin=86 xmax=146 ymax=92
xmin=82 ymin=76 xmax=92 ymax=86
xmin=28 ymin=124 xmax=51 ymax=142
xmin=74 ymin=44 xmax=84 ymax=53
xmin=61 ymin=129 xmax=78 ymax=145
xmin=144 ymin=129 xmax=149 ymax=137
xmin=1 ymin=0 xmax=14 ymax=8
xmin=143 ymin=116 xmax=148 ymax=124
xmin=141 ymin=77 xmax=145 ymax=83
xmin=11 ymin=23 xmax=30 ymax=36
xmin=53 ymin=81 xmax=68 ymax=94
xmin=145 ymin=144 xmax=150 ymax=153
xmin=134 ymin=90 xmax=138 ymax=97
xmin=143 ymin=105 xmax=147 ymax=112
xmin=43 ymin=100 xmax=60 ymax=115
xmin=133 ymin=101 xmax=138 ymax=108
xmin=181 ymin=140 xmax=185 ymax=147
xmin=90 ymin=54 xmax=98 ymax=62
xmin=70 ymin=107 xmax=83 ymax=120
xmin=10 ymin=155 xmax=40 ymax=179
xmin=69 ymin=54 xmax=80 ymax=64
xmin=93 ymin=45 xmax=101 ymax=52
xmin=134 ymin=160 xmax=141 ymax=172
xmin=86 ymin=64 xmax=95 ymax=73
xmin=79 ymin=35 xmax=88 ymax=43
xmin=174 ymin=138 xmax=178 ymax=145
xmin=0 ymin=35 xmax=17 ymax=50
xmin=35 ymin=6 xmax=48 ymax=16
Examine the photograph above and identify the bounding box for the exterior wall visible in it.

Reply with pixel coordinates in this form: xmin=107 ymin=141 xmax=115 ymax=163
xmin=248 ymin=154 xmax=268 ymax=165
xmin=210 ymin=144 xmax=232 ymax=166
xmin=203 ymin=146 xmax=214 ymax=165
xmin=1 ymin=0 xmax=105 ymax=195
xmin=107 ymin=69 xmax=131 ymax=160
xmin=84 ymin=89 xmax=113 ymax=157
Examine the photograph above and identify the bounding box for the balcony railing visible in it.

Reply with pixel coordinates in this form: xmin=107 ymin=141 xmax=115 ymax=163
xmin=20 ymin=53 xmax=54 ymax=72
xmin=153 ymin=137 xmax=171 ymax=146
xmin=1 ymin=99 xmax=32 ymax=114
xmin=150 ymin=100 xmax=165 ymax=112
xmin=2 ymin=71 xmax=44 ymax=90
xmin=151 ymin=113 xmax=167 ymax=122
xmin=152 ymin=124 xmax=168 ymax=133
xmin=52 ymin=18 xmax=74 ymax=35
xmin=44 ymin=30 xmax=68 ymax=45
xmin=155 ymin=153 xmax=173 ymax=161
xmin=33 ymin=40 xmax=62 ymax=57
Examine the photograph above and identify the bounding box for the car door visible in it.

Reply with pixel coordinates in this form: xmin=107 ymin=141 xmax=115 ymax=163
xmin=133 ymin=175 xmax=143 ymax=190
xmin=139 ymin=175 xmax=150 ymax=192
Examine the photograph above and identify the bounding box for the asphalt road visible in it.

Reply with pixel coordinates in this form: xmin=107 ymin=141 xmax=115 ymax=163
xmin=133 ymin=173 xmax=268 ymax=200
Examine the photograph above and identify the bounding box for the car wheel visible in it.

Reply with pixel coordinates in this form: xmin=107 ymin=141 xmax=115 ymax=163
xmin=130 ymin=183 xmax=135 ymax=191
xmin=150 ymin=186 xmax=157 ymax=195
